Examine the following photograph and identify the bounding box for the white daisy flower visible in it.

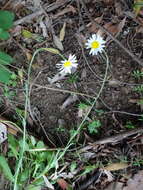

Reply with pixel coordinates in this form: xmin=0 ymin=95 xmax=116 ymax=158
xmin=85 ymin=34 xmax=106 ymax=56
xmin=57 ymin=54 xmax=78 ymax=74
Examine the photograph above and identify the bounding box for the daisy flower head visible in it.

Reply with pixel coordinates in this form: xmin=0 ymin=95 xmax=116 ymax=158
xmin=85 ymin=34 xmax=106 ymax=56
xmin=57 ymin=54 xmax=78 ymax=74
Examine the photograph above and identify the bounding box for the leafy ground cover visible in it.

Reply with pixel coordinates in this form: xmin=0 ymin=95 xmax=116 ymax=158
xmin=0 ymin=0 xmax=143 ymax=189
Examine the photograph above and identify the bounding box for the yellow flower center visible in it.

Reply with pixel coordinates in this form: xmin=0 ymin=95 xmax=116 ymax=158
xmin=64 ymin=61 xmax=72 ymax=67
xmin=91 ymin=41 xmax=100 ymax=49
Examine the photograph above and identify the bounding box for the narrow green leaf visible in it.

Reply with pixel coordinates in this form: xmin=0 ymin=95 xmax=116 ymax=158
xmin=27 ymin=185 xmax=41 ymax=190
xmin=30 ymin=178 xmax=44 ymax=186
xmin=133 ymin=1 xmax=143 ymax=15
xmin=0 ymin=11 xmax=14 ymax=30
xmin=0 ymin=155 xmax=14 ymax=182
xmin=8 ymin=135 xmax=19 ymax=158
xmin=36 ymin=141 xmax=45 ymax=149
xmin=43 ymin=48 xmax=60 ymax=55
xmin=19 ymin=169 xmax=29 ymax=182
xmin=19 ymin=139 xmax=29 ymax=151
xmin=30 ymin=136 xmax=36 ymax=146
xmin=0 ymin=51 xmax=13 ymax=65
xmin=0 ymin=66 xmax=11 ymax=84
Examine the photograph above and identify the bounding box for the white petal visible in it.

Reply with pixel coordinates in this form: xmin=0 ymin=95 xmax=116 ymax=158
xmin=72 ymin=63 xmax=78 ymax=68
xmin=61 ymin=60 xmax=67 ymax=64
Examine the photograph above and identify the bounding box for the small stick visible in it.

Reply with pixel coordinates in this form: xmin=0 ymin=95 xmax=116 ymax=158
xmin=14 ymin=0 xmax=72 ymax=26
xmin=1 ymin=0 xmax=12 ymax=10
xmin=14 ymin=10 xmax=43 ymax=25
xmin=93 ymin=127 xmax=143 ymax=145
xmin=79 ymin=127 xmax=143 ymax=152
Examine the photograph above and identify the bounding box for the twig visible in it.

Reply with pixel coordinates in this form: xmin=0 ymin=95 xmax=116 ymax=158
xmin=1 ymin=0 xmax=13 ymax=10
xmin=105 ymin=110 xmax=143 ymax=117
xmin=33 ymin=84 xmax=143 ymax=118
xmin=92 ymin=127 xmax=143 ymax=145
xmin=14 ymin=10 xmax=43 ymax=25
xmin=33 ymin=83 xmax=97 ymax=99
xmin=12 ymin=37 xmax=30 ymax=53
xmin=80 ymin=0 xmax=143 ymax=67
xmin=14 ymin=0 xmax=72 ymax=25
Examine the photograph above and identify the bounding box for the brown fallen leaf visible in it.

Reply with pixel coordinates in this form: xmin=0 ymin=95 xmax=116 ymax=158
xmin=104 ymin=163 xmax=128 ymax=171
xmin=0 ymin=116 xmax=21 ymax=136
xmin=6 ymin=0 xmax=24 ymax=11
xmin=123 ymin=170 xmax=143 ymax=190
xmin=59 ymin=22 xmax=66 ymax=41
xmin=104 ymin=22 xmax=117 ymax=35
xmin=104 ymin=18 xmax=126 ymax=36
xmin=53 ymin=35 xmax=64 ymax=51
xmin=101 ymin=17 xmax=126 ymax=42
xmin=75 ymin=33 xmax=86 ymax=46
xmin=57 ymin=178 xmax=68 ymax=190
xmin=115 ymin=2 xmax=123 ymax=16
xmin=136 ymin=25 xmax=143 ymax=33
xmin=25 ymin=51 xmax=32 ymax=61
xmin=87 ymin=15 xmax=103 ymax=33
xmin=128 ymin=99 xmax=139 ymax=103
xmin=137 ymin=12 xmax=143 ymax=25
xmin=117 ymin=17 xmax=126 ymax=34
xmin=53 ymin=5 xmax=76 ymax=19
xmin=102 ymin=0 xmax=114 ymax=6
xmin=18 ymin=68 xmax=24 ymax=85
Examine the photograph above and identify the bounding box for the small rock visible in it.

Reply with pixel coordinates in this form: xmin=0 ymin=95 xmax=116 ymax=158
xmin=49 ymin=115 xmax=57 ymax=123
xmin=58 ymin=119 xmax=66 ymax=127
xmin=108 ymin=79 xmax=121 ymax=87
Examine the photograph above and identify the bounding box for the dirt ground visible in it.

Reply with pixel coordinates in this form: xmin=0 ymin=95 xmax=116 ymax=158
xmin=0 ymin=0 xmax=143 ymax=189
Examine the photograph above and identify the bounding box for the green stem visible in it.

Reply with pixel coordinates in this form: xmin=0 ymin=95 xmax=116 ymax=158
xmin=13 ymin=47 xmax=64 ymax=190
xmin=57 ymin=50 xmax=109 ymax=162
